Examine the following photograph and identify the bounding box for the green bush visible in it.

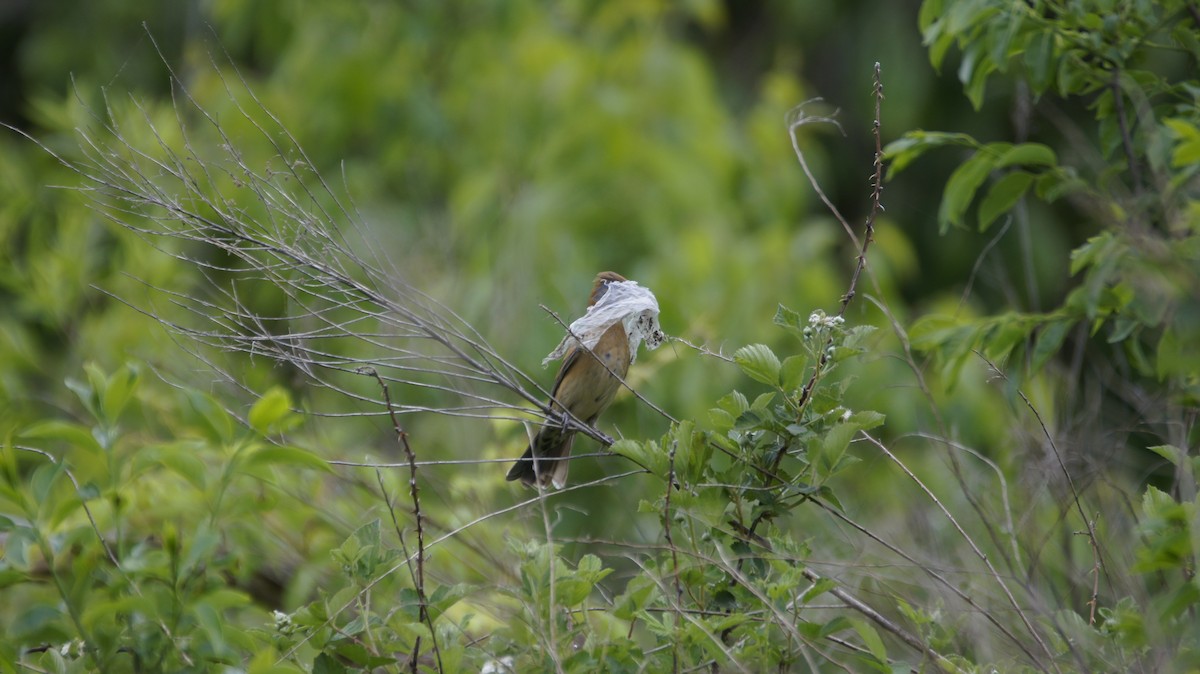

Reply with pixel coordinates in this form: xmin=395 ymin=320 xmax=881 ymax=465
xmin=3 ymin=0 xmax=1200 ymax=672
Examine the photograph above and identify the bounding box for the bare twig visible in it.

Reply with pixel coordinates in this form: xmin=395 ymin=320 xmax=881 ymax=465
xmin=662 ymin=437 xmax=683 ymax=674
xmin=361 ymin=367 xmax=442 ymax=673
xmin=975 ymin=352 xmax=1110 ymax=624
xmin=787 ymin=99 xmax=857 ymax=246
xmin=21 ymin=43 xmax=586 ymax=454
xmin=858 ymin=431 xmax=1059 ymax=671
xmin=669 ymin=335 xmax=735 ymax=363
xmin=800 ymin=567 xmax=964 ymax=674
xmin=768 ymin=63 xmax=886 ymax=477
xmin=628 ymin=556 xmax=753 ymax=674
xmin=1075 ymin=512 xmax=1102 ymax=626
xmin=1110 ymin=67 xmax=1143 ymax=196
xmin=281 ymin=469 xmax=644 ymax=660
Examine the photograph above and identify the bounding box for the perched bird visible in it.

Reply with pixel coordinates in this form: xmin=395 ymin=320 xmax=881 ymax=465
xmin=507 ymin=271 xmax=633 ymax=489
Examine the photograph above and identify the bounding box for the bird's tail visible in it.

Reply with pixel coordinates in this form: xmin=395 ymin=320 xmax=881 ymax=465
xmin=505 ymin=425 xmax=576 ymax=489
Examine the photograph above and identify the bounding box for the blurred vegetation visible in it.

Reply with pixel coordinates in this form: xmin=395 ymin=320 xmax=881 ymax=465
xmin=1 ymin=0 xmax=1199 ymax=672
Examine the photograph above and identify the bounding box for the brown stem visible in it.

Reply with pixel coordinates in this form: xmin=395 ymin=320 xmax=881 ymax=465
xmin=768 ymin=62 xmax=886 ymax=480
xmin=1111 ymin=66 xmax=1143 ymax=196
xmin=663 ymin=438 xmax=683 ymax=674
xmin=362 ymin=367 xmax=443 ymax=673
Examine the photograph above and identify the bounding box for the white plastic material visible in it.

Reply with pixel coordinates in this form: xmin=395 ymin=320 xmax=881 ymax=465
xmin=543 ymin=280 xmax=665 ymax=366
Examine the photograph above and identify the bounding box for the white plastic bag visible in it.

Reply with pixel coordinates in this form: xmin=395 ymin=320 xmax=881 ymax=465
xmin=543 ymin=280 xmax=665 ymax=366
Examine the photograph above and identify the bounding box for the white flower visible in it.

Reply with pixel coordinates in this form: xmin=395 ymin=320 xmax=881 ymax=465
xmin=273 ymin=610 xmax=295 ymax=634
xmin=807 ymin=310 xmax=845 ymax=329
xmin=481 ymin=655 xmax=516 ymax=673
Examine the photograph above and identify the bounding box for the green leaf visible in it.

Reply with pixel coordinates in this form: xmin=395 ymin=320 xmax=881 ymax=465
xmin=1031 ymin=319 xmax=1073 ymax=372
xmin=995 ymin=143 xmax=1057 ymax=168
xmin=780 ymin=354 xmax=809 ymax=391
xmin=0 ymin=567 xmax=27 ymax=590
xmin=100 ymin=363 xmax=140 ymax=423
xmin=917 ymin=0 xmax=944 ymax=33
xmin=577 ymin=553 xmax=607 ymax=577
xmin=983 ymin=315 xmax=1031 ymax=363
xmin=708 ymin=407 xmax=735 ymax=432
xmin=184 ymin=390 xmax=235 ymax=444
xmin=1069 ymin=233 xmax=1118 ymax=276
xmin=883 ymin=131 xmax=977 ymax=177
xmin=1026 ymin=30 xmax=1056 ymax=93
xmin=848 ymin=410 xmax=886 ymax=431
xmin=938 ymin=150 xmax=997 ymax=232
xmin=1175 ymin=23 xmax=1200 ymax=62
xmin=556 ymin=555 xmax=613 ymax=607
xmin=1157 ymin=327 xmax=1200 ymax=380
xmin=773 ymin=304 xmax=805 ymax=334
xmin=1147 ymin=445 xmax=1185 ymax=468
xmin=611 ymin=439 xmax=666 ymax=478
xmin=800 ymin=577 xmax=836 ymax=603
xmin=386 ymin=620 xmax=432 ymax=648
xmin=614 ymin=575 xmax=658 ymax=620
xmin=928 ymin=29 xmax=956 ymax=73
xmin=733 ymin=408 xmax=768 ymax=432
xmin=244 ymin=445 xmax=332 ymax=473
xmin=20 ymin=420 xmax=104 ymax=454
xmin=248 ymin=387 xmax=297 ymax=435
xmin=750 ymin=391 xmax=776 ymax=410
xmin=181 ymin=523 xmax=222 ymax=580
xmin=715 ymin=391 xmax=750 ymax=417
xmin=313 ymin=654 xmax=349 ymax=674
xmin=9 ymin=603 xmax=66 ymax=641
xmin=819 ymin=423 xmax=858 ymax=474
xmin=84 ymin=363 xmax=111 ymax=416
xmin=850 ymin=618 xmax=889 ymax=664
xmin=960 ymin=44 xmax=997 ymax=109
xmin=194 ymin=597 xmax=226 ymax=652
xmin=1165 ymin=118 xmax=1200 ymax=166
xmin=64 ymin=376 xmax=100 ymax=421
xmin=47 ymin=492 xmax=83 ymax=530
xmin=1034 ymin=170 xmax=1085 ymax=203
xmin=30 ymin=461 xmax=65 ymax=509
xmin=134 ymin=442 xmax=209 ymax=490
xmin=908 ymin=314 xmax=969 ymax=351
xmin=1056 ymin=51 xmax=1089 ymax=96
xmin=670 ymin=420 xmax=710 ymax=484
xmin=248 ymin=648 xmax=305 ymax=674
xmin=427 ymin=583 xmax=470 ymax=621
xmin=734 ymin=344 xmax=782 ymax=387
xmin=978 ymin=171 xmax=1033 ymax=231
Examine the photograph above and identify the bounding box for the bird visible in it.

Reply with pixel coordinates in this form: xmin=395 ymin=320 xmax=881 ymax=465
xmin=506 ymin=271 xmax=633 ymax=489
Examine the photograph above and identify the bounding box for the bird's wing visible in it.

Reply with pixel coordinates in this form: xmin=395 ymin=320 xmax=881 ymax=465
xmin=548 ymin=344 xmax=582 ymax=406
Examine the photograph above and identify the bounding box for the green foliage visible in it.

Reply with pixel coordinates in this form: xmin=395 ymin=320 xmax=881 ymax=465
xmin=578 ymin=309 xmax=893 ymax=670
xmin=4 ymin=0 xmax=1200 ymax=671
xmin=883 ymin=0 xmax=1200 ymax=671
xmin=895 ymin=0 xmax=1200 ymax=396
xmin=3 ymin=367 xmax=320 ymax=671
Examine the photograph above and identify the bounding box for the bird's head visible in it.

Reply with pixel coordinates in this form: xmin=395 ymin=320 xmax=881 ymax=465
xmin=589 ymin=271 xmax=627 ymax=306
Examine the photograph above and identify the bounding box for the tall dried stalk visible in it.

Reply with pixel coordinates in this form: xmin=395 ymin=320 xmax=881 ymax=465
xmin=16 ymin=45 xmax=607 ymax=448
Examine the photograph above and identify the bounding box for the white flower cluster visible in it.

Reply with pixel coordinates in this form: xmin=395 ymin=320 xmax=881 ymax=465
xmin=481 ymin=655 xmax=516 ymax=673
xmin=273 ymin=609 xmax=296 ymax=635
xmin=808 ymin=310 xmax=845 ymax=329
